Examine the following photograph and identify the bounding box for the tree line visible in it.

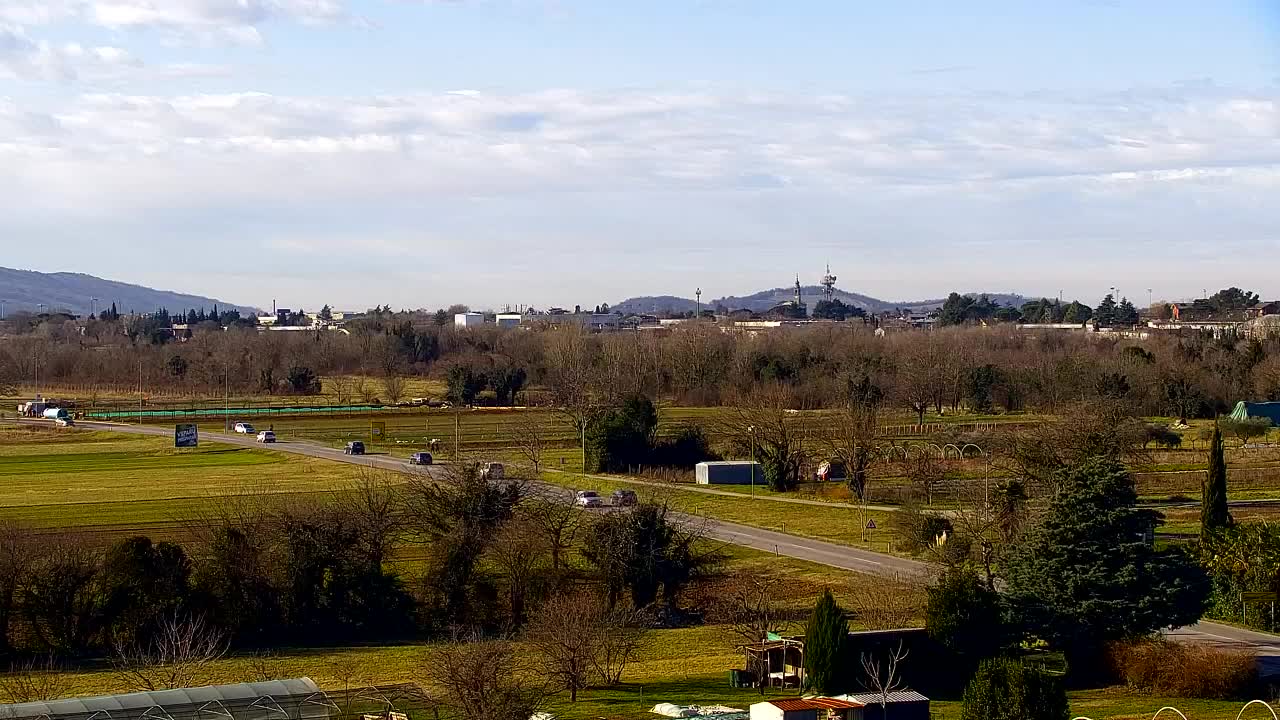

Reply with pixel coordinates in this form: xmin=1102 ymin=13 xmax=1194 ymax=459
xmin=0 ymin=466 xmax=720 ymax=687
xmin=3 ymin=305 xmax=1278 ymax=420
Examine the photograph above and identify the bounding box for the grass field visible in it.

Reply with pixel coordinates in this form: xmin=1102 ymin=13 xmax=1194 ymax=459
xmin=0 ymin=425 xmax=368 ymax=528
xmin=1 ymin=420 xmax=1275 ymax=719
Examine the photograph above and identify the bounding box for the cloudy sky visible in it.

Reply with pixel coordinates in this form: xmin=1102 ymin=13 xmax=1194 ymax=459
xmin=1 ymin=1 xmax=1278 ymax=311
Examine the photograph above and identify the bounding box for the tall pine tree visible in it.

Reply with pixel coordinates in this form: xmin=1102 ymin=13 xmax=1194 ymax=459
xmin=803 ymin=588 xmax=849 ymax=695
xmin=1201 ymin=425 xmax=1233 ymax=539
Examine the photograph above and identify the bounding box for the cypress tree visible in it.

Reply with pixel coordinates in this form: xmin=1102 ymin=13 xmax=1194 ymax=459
xmin=1201 ymin=425 xmax=1232 ymax=539
xmin=803 ymin=588 xmax=848 ymax=695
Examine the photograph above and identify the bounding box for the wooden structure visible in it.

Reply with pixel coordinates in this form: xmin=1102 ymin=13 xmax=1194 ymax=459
xmin=741 ymin=637 xmax=806 ymax=689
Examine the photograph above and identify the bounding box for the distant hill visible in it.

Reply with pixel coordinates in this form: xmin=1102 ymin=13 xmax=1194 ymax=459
xmin=614 ymin=287 xmax=1028 ymax=315
xmin=0 ymin=267 xmax=257 ymax=318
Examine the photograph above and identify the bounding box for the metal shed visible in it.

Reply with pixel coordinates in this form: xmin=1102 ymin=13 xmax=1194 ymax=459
xmin=0 ymin=678 xmax=335 ymax=720
xmin=837 ymin=692 xmax=930 ymax=720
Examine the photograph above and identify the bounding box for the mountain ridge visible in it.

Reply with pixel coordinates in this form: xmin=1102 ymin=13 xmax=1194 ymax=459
xmin=614 ymin=287 xmax=1029 ymax=315
xmin=0 ymin=267 xmax=258 ymax=318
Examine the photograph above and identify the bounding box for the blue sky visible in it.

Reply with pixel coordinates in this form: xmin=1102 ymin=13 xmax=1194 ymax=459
xmin=1 ymin=0 xmax=1277 ymax=310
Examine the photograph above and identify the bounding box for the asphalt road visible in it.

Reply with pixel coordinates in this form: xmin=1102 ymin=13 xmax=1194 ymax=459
xmin=43 ymin=421 xmax=1280 ymax=663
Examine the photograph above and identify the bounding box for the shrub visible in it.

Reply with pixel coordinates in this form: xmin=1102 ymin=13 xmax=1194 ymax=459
xmin=889 ymin=504 xmax=953 ymax=554
xmin=1107 ymin=639 xmax=1257 ymax=699
xmin=960 ymin=658 xmax=1068 ymax=720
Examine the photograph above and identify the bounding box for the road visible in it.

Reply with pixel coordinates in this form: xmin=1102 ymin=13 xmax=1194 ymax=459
xmin=45 ymin=420 xmax=1280 ymax=663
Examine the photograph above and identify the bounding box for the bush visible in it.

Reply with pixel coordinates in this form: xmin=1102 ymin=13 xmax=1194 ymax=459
xmin=1107 ymin=639 xmax=1256 ymax=699
xmin=1143 ymin=424 xmax=1182 ymax=448
xmin=649 ymin=425 xmax=720 ymax=469
xmin=960 ymin=658 xmax=1068 ymax=720
xmin=1219 ymin=416 xmax=1273 ymax=445
xmin=889 ymin=504 xmax=954 ymax=554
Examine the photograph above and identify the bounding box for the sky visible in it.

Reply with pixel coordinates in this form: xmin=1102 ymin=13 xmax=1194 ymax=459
xmin=1 ymin=0 xmax=1278 ymax=311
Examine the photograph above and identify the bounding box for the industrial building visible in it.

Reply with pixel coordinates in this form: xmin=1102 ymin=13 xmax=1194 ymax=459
xmin=495 ymin=313 xmax=524 ymax=328
xmin=454 ymin=312 xmax=485 ymax=328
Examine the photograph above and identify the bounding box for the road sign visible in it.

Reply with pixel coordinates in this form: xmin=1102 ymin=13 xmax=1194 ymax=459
xmin=174 ymin=424 xmax=198 ymax=448
xmin=865 ymin=519 xmax=877 ymax=530
xmin=370 ymin=421 xmax=386 ymax=441
xmin=1242 ymin=591 xmax=1277 ymax=605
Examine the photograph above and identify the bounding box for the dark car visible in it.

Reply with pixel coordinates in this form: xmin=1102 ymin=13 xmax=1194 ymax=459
xmin=344 ymin=441 xmax=365 ymax=456
xmin=611 ymin=489 xmax=638 ymax=507
xmin=409 ymin=451 xmax=433 ymax=466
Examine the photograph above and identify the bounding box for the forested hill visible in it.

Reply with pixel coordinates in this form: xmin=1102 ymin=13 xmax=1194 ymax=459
xmin=0 ymin=266 xmax=257 ymax=317
xmin=614 ymin=288 xmax=1028 ymax=315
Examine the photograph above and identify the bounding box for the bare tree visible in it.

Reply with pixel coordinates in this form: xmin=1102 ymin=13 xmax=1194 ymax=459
xmin=724 ymin=383 xmax=808 ymax=492
xmin=382 ymin=372 xmax=408 ymax=406
xmin=490 ymin=516 xmax=551 ymax=628
xmin=508 ymin=412 xmax=550 ymax=477
xmin=522 ymin=495 xmax=582 ymax=576
xmin=824 ymin=374 xmax=883 ymax=499
xmin=0 ymin=656 xmax=78 ymax=704
xmin=424 ymin=636 xmax=548 ymax=720
xmin=338 ymin=468 xmax=407 ymax=570
xmin=904 ymin=452 xmax=951 ymax=506
xmin=0 ymin=521 xmax=35 ymax=654
xmin=726 ymin=575 xmax=784 ymax=645
xmin=591 ymin=604 xmax=650 ymax=686
xmin=113 ymin=614 xmax=229 ymax=691
xmin=525 ymin=592 xmax=601 ymax=702
xmin=357 ymin=377 xmax=378 ymax=405
xmin=860 ymin=640 xmax=910 ymax=716
xmin=330 ymin=375 xmax=354 ymax=405
xmin=847 ymin=579 xmax=926 ymax=631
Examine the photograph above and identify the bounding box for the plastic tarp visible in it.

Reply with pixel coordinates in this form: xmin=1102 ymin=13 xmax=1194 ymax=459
xmin=1229 ymin=401 xmax=1280 ymax=425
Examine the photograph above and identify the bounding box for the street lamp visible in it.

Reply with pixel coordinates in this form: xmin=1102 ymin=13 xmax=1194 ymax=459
xmin=747 ymin=425 xmax=756 ymax=499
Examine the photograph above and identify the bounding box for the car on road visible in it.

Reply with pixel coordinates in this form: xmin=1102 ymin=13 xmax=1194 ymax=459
xmin=575 ymin=490 xmax=605 ymax=508
xmin=234 ymin=422 xmax=255 ymax=434
xmin=256 ymin=430 xmax=276 ymax=443
xmin=611 ymin=489 xmax=638 ymax=507
xmin=409 ymin=451 xmax=433 ymax=466
xmin=480 ymin=462 xmax=504 ymax=480
xmin=344 ymin=441 xmax=365 ymax=455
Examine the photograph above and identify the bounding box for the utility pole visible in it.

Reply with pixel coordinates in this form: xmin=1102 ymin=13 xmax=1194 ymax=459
xmin=454 ymin=409 xmax=460 ymax=461
xmin=224 ymin=365 xmax=230 ymax=433
xmin=748 ymin=425 xmax=756 ymax=499
xmin=695 ymin=288 xmax=702 ymax=319
xmin=138 ymin=359 xmax=143 ymax=426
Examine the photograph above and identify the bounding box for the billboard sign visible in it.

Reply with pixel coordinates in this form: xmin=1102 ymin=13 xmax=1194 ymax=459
xmin=175 ymin=424 xmax=199 ymax=448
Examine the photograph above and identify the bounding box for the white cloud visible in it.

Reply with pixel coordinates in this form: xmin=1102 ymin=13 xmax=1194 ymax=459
xmin=0 ymin=0 xmax=349 ymax=45
xmin=1 ymin=85 xmax=1277 ymax=306
xmin=0 ymin=24 xmax=137 ymax=80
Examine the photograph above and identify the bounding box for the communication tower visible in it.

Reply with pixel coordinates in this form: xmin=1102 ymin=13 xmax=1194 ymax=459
xmin=821 ymin=264 xmax=838 ymax=302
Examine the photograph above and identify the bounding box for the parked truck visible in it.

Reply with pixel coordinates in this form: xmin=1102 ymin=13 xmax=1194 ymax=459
xmin=41 ymin=407 xmax=70 ymax=421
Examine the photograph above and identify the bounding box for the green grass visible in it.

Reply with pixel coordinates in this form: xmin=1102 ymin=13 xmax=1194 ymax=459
xmin=538 ymin=468 xmax=898 ymax=552
xmin=0 ymin=426 xmax=370 ymax=527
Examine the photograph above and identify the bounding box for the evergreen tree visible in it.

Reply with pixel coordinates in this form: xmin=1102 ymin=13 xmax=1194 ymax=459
xmin=1095 ymin=294 xmax=1118 ymax=326
xmin=803 ymin=589 xmax=849 ymax=695
xmin=927 ymin=568 xmax=1008 ymax=675
xmin=1116 ymin=297 xmax=1140 ymax=325
xmin=1002 ymin=458 xmax=1210 ymax=672
xmin=1201 ymin=425 xmax=1233 ymax=539
xmin=960 ymin=658 xmax=1068 ymax=720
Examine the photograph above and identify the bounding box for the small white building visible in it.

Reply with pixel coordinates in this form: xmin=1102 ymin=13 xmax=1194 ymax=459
xmin=455 ymin=312 xmax=485 ymax=328
xmin=495 ymin=313 xmax=524 ymax=328
xmin=750 ymin=697 xmax=862 ymax=720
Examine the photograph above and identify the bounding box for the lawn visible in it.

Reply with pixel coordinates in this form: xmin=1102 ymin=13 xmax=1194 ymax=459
xmin=0 ymin=425 xmax=370 ymax=528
